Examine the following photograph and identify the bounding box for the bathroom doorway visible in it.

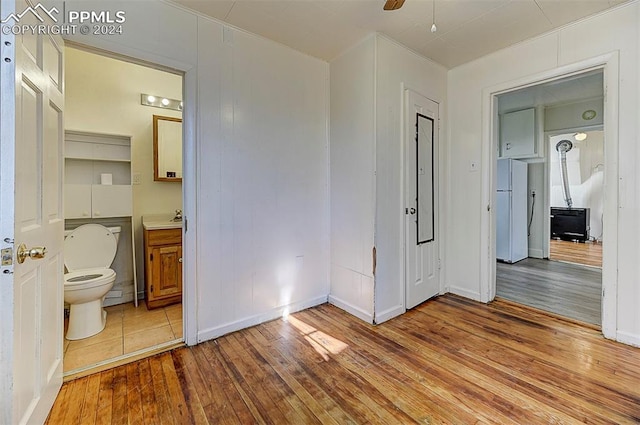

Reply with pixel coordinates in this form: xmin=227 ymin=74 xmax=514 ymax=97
xmin=63 ymin=46 xmax=185 ymax=376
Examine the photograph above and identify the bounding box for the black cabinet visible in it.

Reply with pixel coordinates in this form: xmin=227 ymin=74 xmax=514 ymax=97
xmin=550 ymin=207 xmax=590 ymax=242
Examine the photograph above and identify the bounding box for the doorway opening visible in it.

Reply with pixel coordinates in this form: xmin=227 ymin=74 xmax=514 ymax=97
xmin=547 ymin=129 xmax=604 ymax=268
xmin=62 ymin=46 xmax=185 ymax=376
xmin=493 ymin=69 xmax=604 ymax=327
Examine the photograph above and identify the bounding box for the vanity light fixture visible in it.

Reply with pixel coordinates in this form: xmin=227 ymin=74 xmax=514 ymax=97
xmin=141 ymin=93 xmax=183 ymax=111
xmin=574 ymin=132 xmax=587 ymax=141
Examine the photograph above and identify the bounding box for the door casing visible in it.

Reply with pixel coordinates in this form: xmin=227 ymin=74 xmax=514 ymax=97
xmin=480 ymin=53 xmax=619 ymax=340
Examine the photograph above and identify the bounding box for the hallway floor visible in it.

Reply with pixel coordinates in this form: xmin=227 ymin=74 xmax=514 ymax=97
xmin=496 ymin=258 xmax=601 ymax=326
xmin=63 ymin=302 xmax=182 ymax=372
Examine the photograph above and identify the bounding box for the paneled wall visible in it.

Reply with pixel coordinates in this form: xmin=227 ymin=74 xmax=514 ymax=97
xmin=195 ymin=20 xmax=330 ymax=340
xmin=329 ymin=35 xmax=447 ymax=324
xmin=329 ymin=36 xmax=376 ymax=323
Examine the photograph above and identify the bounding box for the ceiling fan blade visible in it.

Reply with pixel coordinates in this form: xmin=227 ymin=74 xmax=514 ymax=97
xmin=383 ymin=0 xmax=405 ymax=11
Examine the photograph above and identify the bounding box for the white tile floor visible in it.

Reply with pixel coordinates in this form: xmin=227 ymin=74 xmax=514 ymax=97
xmin=63 ymin=302 xmax=182 ymax=372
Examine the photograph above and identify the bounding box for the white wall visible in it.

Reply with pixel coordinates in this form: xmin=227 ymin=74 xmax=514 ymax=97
xmin=329 ymin=36 xmax=376 ymax=323
xmin=65 ymin=47 xmax=183 ymax=302
xmin=195 ymin=19 xmax=330 ymax=340
xmin=59 ymin=0 xmax=330 ymax=343
xmin=374 ymin=35 xmax=447 ymax=322
xmin=447 ymin=2 xmax=640 ymax=345
xmin=527 ymin=162 xmax=545 ymax=258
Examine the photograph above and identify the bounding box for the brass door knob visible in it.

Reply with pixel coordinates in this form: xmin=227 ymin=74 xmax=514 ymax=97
xmin=17 ymin=244 xmax=47 ymax=264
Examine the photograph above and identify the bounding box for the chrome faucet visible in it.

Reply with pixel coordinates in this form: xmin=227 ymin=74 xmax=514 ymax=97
xmin=172 ymin=209 xmax=182 ymax=222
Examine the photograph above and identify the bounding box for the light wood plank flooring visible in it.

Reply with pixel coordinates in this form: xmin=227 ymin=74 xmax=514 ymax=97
xmin=497 ymin=258 xmax=601 ymax=326
xmin=550 ymin=238 xmax=603 ymax=267
xmin=46 ymin=295 xmax=640 ymax=424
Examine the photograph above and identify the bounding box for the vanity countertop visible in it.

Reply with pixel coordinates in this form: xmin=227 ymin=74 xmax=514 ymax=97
xmin=142 ymin=214 xmax=183 ymax=230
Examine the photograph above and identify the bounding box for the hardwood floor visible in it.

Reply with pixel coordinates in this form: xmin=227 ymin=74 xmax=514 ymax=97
xmin=549 ymin=238 xmax=603 ymax=267
xmin=497 ymin=258 xmax=601 ymax=326
xmin=46 ymin=295 xmax=640 ymax=424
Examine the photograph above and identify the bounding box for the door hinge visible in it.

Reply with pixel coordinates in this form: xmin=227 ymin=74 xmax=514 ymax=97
xmin=438 ymin=258 xmax=442 ymax=270
xmin=184 ymin=217 xmax=188 ymax=233
xmin=150 ymin=253 xmax=153 ymax=261
xmin=1 ymin=248 xmax=13 ymax=266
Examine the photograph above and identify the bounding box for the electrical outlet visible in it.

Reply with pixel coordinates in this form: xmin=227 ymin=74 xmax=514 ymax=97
xmin=530 ymin=189 xmax=536 ymax=197
xmin=132 ymin=173 xmax=142 ymax=185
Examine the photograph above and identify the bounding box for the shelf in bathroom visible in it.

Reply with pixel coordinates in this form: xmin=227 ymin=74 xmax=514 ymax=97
xmin=142 ymin=214 xmax=183 ymax=230
xmin=65 ymin=156 xmax=131 ymax=163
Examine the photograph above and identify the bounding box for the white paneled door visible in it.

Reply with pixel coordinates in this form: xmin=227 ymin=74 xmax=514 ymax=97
xmin=0 ymin=0 xmax=65 ymax=423
xmin=405 ymin=90 xmax=439 ymax=309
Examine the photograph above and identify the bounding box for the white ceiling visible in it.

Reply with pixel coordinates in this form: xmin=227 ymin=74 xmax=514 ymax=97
xmin=170 ymin=0 xmax=629 ymax=68
xmin=498 ymin=70 xmax=604 ymax=113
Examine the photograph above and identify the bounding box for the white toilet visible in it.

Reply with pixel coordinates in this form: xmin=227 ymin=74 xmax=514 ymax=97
xmin=64 ymin=224 xmax=121 ymax=340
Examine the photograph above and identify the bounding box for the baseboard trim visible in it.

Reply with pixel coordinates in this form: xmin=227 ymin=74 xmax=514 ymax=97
xmin=374 ymin=304 xmax=405 ymax=324
xmin=328 ymin=295 xmax=374 ymax=324
xmin=616 ymin=330 xmax=640 ymax=348
xmin=528 ymin=248 xmax=544 ymax=259
xmin=197 ymin=295 xmax=328 ymax=343
xmin=448 ymin=285 xmax=481 ymax=302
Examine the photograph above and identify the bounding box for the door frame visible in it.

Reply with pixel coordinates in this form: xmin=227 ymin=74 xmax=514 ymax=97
xmin=62 ymin=40 xmax=198 ymax=346
xmin=480 ymin=52 xmax=619 ymax=340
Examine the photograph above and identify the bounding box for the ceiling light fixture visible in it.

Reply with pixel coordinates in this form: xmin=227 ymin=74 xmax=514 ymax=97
xmin=140 ymin=93 xmax=183 ymax=112
xmin=574 ymin=132 xmax=587 ymax=141
xmin=431 ymin=0 xmax=437 ymax=33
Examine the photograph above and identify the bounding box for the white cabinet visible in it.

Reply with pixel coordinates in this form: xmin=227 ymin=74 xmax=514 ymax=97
xmin=64 ymin=131 xmax=132 ymax=219
xmin=499 ymin=108 xmax=537 ymax=158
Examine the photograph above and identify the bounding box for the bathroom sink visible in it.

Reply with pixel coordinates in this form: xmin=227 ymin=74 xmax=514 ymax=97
xmin=142 ymin=214 xmax=183 ymax=230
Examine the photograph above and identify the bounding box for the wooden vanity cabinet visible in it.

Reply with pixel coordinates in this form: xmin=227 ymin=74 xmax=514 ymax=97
xmin=144 ymin=228 xmax=182 ymax=309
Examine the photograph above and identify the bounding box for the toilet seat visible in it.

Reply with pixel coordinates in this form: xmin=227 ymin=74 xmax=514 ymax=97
xmin=64 ymin=268 xmax=116 ymax=290
xmin=64 ymin=224 xmax=117 ymax=272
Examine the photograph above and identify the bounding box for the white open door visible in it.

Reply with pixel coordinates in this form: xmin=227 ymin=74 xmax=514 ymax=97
xmin=0 ymin=0 xmax=65 ymax=423
xmin=405 ymin=90 xmax=439 ymax=309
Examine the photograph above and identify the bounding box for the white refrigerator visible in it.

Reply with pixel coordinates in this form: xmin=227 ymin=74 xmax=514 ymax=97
xmin=496 ymin=158 xmax=528 ymax=263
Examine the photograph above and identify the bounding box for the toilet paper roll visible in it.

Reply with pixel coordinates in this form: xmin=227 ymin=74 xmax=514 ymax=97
xmin=100 ymin=173 xmax=113 ymax=185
